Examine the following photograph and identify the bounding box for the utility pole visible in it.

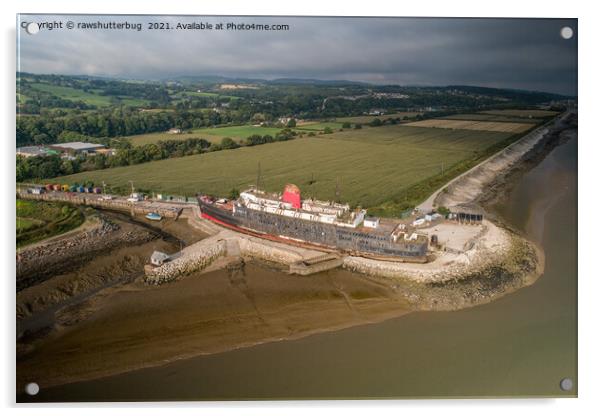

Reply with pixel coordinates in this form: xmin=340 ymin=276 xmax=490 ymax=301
xmin=335 ymin=177 xmax=341 ymax=204
xmin=256 ymin=162 xmax=262 ymax=191
xmin=129 ymin=180 xmax=135 ymax=195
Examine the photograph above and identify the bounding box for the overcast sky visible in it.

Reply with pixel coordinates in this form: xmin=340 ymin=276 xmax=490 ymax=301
xmin=17 ymin=15 xmax=577 ymax=95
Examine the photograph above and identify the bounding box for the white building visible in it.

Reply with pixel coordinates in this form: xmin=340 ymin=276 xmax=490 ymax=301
xmin=363 ymin=217 xmax=380 ymax=228
xmin=412 ymin=218 xmax=426 ymax=227
xmin=150 ymin=251 xmax=171 ymax=266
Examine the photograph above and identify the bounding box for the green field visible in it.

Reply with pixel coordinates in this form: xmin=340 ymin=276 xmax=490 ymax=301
xmin=57 ymin=124 xmax=519 ymax=215
xmin=336 ymin=112 xmax=421 ymax=124
xmin=29 ymin=82 xmax=149 ymax=107
xmin=296 ymin=122 xmax=345 ymax=131
xmin=171 ymin=91 xmax=241 ymax=101
xmin=439 ymin=114 xmax=540 ymax=123
xmin=479 ymin=109 xmax=558 ymax=118
xmin=127 ymin=125 xmax=289 ymax=146
xmin=16 ymin=199 xmax=85 ymax=248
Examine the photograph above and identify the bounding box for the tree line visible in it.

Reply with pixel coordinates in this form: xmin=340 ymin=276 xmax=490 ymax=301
xmin=16 ymin=108 xmax=238 ymax=147
xmin=16 ymin=129 xmax=298 ymax=182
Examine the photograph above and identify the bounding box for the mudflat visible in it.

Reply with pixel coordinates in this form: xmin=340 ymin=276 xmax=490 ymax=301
xmin=17 ymin=261 xmax=410 ymax=389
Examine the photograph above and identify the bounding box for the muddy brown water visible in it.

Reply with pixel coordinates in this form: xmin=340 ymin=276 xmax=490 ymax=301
xmin=21 ymin=135 xmax=577 ymax=401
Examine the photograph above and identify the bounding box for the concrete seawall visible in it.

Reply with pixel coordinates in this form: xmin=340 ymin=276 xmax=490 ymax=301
xmin=145 ymin=235 xmax=227 ymax=284
xmin=144 ymin=228 xmax=332 ymax=283
xmin=434 ymin=111 xmax=574 ymax=209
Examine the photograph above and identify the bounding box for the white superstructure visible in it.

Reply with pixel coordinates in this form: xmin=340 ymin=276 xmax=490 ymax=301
xmin=238 ymin=189 xmax=366 ymax=228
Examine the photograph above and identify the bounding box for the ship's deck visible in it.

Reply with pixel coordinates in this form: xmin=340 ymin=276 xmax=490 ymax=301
xmin=202 ymin=196 xmax=427 ymax=242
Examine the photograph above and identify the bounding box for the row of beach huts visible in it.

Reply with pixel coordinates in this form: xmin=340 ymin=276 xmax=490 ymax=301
xmin=28 ymin=183 xmax=103 ymax=195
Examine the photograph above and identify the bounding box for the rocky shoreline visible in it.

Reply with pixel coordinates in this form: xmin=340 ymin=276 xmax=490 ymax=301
xmin=16 ymin=213 xmax=157 ymax=292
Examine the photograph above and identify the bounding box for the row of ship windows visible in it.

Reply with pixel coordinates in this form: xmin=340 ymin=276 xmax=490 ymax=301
xmin=338 ymin=231 xmax=387 ymax=241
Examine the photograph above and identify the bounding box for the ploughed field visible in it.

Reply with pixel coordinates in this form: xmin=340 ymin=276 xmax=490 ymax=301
xmin=405 ymin=118 xmax=534 ymax=133
xmin=438 ymin=114 xmax=542 ymax=123
xmin=54 ymin=123 xmax=527 ymax=215
xmin=479 ymin=109 xmax=558 ymax=118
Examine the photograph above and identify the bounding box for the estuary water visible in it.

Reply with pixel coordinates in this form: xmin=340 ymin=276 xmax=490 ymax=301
xmin=30 ymin=135 xmax=578 ymax=401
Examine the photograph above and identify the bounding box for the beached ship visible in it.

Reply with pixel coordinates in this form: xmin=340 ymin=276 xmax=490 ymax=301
xmin=197 ymin=184 xmax=428 ymax=262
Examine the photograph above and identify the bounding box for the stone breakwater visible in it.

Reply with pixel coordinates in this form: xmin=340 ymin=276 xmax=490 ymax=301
xmin=344 ymin=228 xmax=543 ymax=311
xmin=144 ymin=229 xmax=329 ymax=284
xmin=343 ymin=220 xmax=513 ymax=284
xmin=145 ymin=235 xmax=227 ymax=284
xmin=145 ymin=216 xmax=543 ymax=297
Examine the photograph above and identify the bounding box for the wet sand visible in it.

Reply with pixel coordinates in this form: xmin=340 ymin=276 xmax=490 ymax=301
xmin=17 ymin=262 xmax=411 ymax=389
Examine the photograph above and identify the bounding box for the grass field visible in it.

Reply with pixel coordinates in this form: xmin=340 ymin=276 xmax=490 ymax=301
xmin=295 ymin=122 xmax=345 ymax=131
xmin=56 ymin=124 xmax=519 ymax=215
xmin=29 ymin=83 xmax=149 ymax=107
xmin=127 ymin=125 xmax=289 ymax=146
xmin=336 ymin=112 xmax=421 ymax=124
xmin=405 ymin=119 xmax=533 ymax=133
xmin=479 ymin=109 xmax=559 ymax=118
xmin=171 ymin=91 xmax=241 ymax=100
xmin=16 ymin=199 xmax=84 ymax=248
xmin=439 ymin=114 xmax=540 ymax=123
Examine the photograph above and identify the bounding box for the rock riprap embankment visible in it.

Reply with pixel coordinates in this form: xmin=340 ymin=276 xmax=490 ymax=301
xmin=17 ymin=215 xmax=156 ymax=291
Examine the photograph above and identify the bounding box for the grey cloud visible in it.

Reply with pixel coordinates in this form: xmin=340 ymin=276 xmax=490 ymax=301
xmin=18 ymin=15 xmax=577 ymax=95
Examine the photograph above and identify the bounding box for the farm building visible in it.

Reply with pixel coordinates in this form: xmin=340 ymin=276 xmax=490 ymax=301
xmin=49 ymin=142 xmax=106 ymax=155
xmin=168 ymin=128 xmax=182 ymax=134
xmin=95 ymin=148 xmax=117 ymax=156
xmin=17 ymin=146 xmax=58 ymax=158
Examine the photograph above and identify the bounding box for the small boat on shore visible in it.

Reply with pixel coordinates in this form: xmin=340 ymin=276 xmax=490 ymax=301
xmin=145 ymin=212 xmax=163 ymax=221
